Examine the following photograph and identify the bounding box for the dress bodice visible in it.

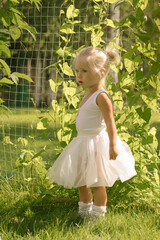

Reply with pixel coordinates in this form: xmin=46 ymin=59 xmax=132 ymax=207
xmin=76 ymin=89 xmax=110 ymax=135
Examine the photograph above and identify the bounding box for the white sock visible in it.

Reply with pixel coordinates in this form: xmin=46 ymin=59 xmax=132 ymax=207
xmin=90 ymin=204 xmax=106 ymax=217
xmin=78 ymin=201 xmax=93 ymax=217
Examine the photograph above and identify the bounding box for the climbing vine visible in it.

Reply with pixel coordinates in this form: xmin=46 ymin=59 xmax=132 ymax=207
xmin=45 ymin=0 xmax=160 ymax=207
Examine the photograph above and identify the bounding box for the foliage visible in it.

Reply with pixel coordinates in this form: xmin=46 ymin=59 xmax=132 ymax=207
xmin=108 ymin=0 xmax=160 ymax=207
xmin=0 ymin=0 xmax=43 ymax=111
xmin=3 ymin=135 xmax=53 ymax=195
xmin=44 ymin=0 xmax=160 ymax=207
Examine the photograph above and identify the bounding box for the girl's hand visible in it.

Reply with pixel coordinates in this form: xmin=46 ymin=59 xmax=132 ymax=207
xmin=109 ymin=146 xmax=119 ymax=160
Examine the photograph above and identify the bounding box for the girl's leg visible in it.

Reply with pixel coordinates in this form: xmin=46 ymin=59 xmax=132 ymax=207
xmin=93 ymin=186 xmax=107 ymax=206
xmin=78 ymin=186 xmax=93 ymax=203
xmin=91 ymin=186 xmax=107 ymax=217
xmin=78 ymin=186 xmax=93 ymax=217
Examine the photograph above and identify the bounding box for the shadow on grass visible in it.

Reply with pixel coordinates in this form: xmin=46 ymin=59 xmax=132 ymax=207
xmin=0 ymin=194 xmax=82 ymax=237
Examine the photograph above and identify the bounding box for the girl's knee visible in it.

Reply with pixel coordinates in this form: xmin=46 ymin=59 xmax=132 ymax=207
xmin=78 ymin=186 xmax=93 ymax=203
xmin=93 ymin=186 xmax=106 ymax=192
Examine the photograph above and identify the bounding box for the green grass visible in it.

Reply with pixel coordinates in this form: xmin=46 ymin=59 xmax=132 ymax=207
xmin=0 ymin=190 xmax=159 ymax=240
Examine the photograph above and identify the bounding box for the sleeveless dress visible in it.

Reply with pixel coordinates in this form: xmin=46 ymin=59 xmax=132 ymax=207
xmin=47 ymin=89 xmax=137 ymax=188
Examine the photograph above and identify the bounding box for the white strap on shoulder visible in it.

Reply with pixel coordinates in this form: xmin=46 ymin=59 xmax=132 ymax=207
xmin=95 ymin=89 xmax=112 ymax=102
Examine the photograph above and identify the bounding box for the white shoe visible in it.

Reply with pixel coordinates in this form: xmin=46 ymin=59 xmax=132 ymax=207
xmin=78 ymin=201 xmax=93 ymax=217
xmin=90 ymin=204 xmax=106 ymax=218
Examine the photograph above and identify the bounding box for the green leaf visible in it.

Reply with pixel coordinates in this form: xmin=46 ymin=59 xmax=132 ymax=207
xmin=51 ymin=100 xmax=60 ymax=112
xmin=60 ymin=9 xmax=65 ymax=15
xmin=136 ymin=106 xmax=151 ymax=123
xmin=136 ymin=7 xmax=144 ymax=21
xmin=3 ymin=136 xmax=14 ymax=145
xmin=91 ymin=29 xmax=104 ymax=48
xmin=124 ymin=59 xmax=134 ymax=73
xmin=60 ymin=62 xmax=74 ymax=76
xmin=104 ymin=19 xmax=117 ymax=28
xmin=0 ymin=59 xmax=11 ymax=75
xmin=137 ymin=43 xmax=155 ymax=60
xmin=1 ymin=10 xmax=13 ymax=27
xmin=10 ymin=0 xmax=19 ymax=3
xmin=149 ymin=127 xmax=156 ymax=137
xmin=49 ymin=79 xmax=57 ymax=93
xmin=154 ymin=18 xmax=160 ymax=31
xmin=37 ymin=121 xmax=46 ymax=130
xmin=19 ymin=25 xmax=37 ymax=41
xmin=56 ymin=48 xmax=65 ymax=57
xmin=141 ymin=94 xmax=157 ymax=111
xmin=119 ymin=71 xmax=133 ymax=89
xmin=18 ymin=137 xmax=28 ymax=147
xmin=104 ymin=0 xmax=119 ymax=3
xmin=137 ymin=0 xmax=148 ymax=10
xmin=134 ymin=32 xmax=150 ymax=43
xmin=24 ymin=177 xmax=32 ymax=182
xmin=60 ymin=24 xmax=75 ymax=34
xmin=9 ymin=26 xmax=21 ymax=41
xmin=63 ymin=86 xmax=76 ymax=97
xmin=0 ymin=29 xmax=13 ymax=36
xmin=59 ymin=141 xmax=67 ymax=148
xmin=0 ymin=98 xmax=5 ymax=104
xmin=57 ymin=127 xmax=72 ymax=144
xmin=128 ymin=14 xmax=137 ymax=24
xmin=12 ymin=72 xmax=33 ymax=82
xmin=82 ymin=25 xmax=97 ymax=32
xmin=135 ymin=71 xmax=145 ymax=83
xmin=112 ymin=91 xmax=123 ymax=110
xmin=153 ymin=169 xmax=159 ymax=186
xmin=10 ymin=7 xmax=25 ymax=17
xmin=114 ymin=0 xmax=130 ymax=9
xmin=0 ymin=78 xmax=13 ymax=85
xmin=126 ymin=91 xmax=140 ymax=108
xmin=133 ymin=0 xmax=139 ymax=7
xmin=64 ymin=113 xmax=72 ymax=123
xmin=151 ymin=62 xmax=160 ymax=75
xmin=10 ymin=73 xmax=19 ymax=84
xmin=142 ymin=135 xmax=153 ymax=145
xmin=41 ymin=118 xmax=49 ymax=128
xmin=37 ymin=118 xmax=49 ymax=130
xmin=66 ymin=5 xmax=79 ymax=19
xmin=60 ymin=35 xmax=68 ymax=42
xmin=109 ymin=42 xmax=127 ymax=52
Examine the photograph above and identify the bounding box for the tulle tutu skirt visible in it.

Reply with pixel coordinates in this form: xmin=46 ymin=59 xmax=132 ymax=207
xmin=47 ymin=130 xmax=137 ymax=188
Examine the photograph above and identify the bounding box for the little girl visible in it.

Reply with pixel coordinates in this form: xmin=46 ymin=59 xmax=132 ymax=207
xmin=47 ymin=46 xmax=137 ymax=218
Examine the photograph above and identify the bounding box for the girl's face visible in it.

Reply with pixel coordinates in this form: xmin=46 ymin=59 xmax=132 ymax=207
xmin=75 ymin=57 xmax=101 ymax=90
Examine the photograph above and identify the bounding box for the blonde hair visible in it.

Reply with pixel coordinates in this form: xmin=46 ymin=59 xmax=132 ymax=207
xmin=74 ymin=46 xmax=120 ymax=85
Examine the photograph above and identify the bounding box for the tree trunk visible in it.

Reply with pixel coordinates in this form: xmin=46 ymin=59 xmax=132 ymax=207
xmin=108 ymin=2 xmax=120 ymax=83
xmin=34 ymin=52 xmax=42 ymax=108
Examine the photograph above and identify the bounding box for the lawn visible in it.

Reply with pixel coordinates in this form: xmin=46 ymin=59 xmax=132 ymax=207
xmin=0 ymin=191 xmax=159 ymax=240
xmin=0 ymin=108 xmax=160 ymax=239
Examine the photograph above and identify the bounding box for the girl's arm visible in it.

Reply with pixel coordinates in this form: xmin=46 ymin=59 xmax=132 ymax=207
xmin=97 ymin=92 xmax=119 ymax=160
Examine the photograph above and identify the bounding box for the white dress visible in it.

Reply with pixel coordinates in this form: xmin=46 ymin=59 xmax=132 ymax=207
xmin=47 ymin=89 xmax=137 ymax=188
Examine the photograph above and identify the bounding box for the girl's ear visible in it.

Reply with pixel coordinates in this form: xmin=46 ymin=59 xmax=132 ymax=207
xmin=100 ymin=68 xmax=105 ymax=76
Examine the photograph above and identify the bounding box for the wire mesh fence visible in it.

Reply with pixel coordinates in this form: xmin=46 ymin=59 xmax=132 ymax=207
xmin=0 ymin=2 xmax=112 ymax=181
